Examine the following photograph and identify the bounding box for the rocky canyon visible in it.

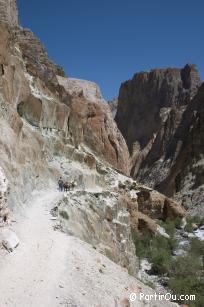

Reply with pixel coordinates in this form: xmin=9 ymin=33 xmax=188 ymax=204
xmin=116 ymin=64 xmax=204 ymax=214
xmin=0 ymin=1 xmax=203 ymax=307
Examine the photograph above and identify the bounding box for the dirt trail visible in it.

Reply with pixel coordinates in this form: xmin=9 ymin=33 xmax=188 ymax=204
xmin=0 ymin=189 xmax=177 ymax=307
xmin=0 ymin=190 xmax=70 ymax=307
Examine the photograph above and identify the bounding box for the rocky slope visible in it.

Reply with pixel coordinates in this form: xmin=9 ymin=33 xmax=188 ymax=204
xmin=115 ymin=65 xmax=203 ymax=212
xmin=50 ymin=155 xmax=185 ymax=274
xmin=0 ymin=188 xmax=178 ymax=307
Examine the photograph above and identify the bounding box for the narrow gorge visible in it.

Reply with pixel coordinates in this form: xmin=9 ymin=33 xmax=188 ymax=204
xmin=0 ymin=1 xmax=203 ymax=307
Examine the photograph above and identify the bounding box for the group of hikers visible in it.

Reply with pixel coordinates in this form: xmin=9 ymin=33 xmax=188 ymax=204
xmin=58 ymin=177 xmax=76 ymax=192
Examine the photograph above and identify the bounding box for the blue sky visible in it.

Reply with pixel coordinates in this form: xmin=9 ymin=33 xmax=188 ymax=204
xmin=17 ymin=0 xmax=204 ymax=100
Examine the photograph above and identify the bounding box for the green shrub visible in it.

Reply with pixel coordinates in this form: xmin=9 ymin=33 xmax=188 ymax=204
xmin=169 ymin=276 xmax=204 ymax=306
xmin=131 ymin=229 xmax=152 ymax=258
xmin=132 ymin=226 xmax=204 ymax=307
xmin=132 ymin=229 xmax=175 ymax=275
xmin=188 ymin=238 xmax=204 ymax=257
xmin=160 ymin=217 xmax=182 ymax=237
xmin=185 ymin=215 xmax=204 ymax=232
xmin=59 ymin=210 xmax=69 ymax=220
xmin=150 ymin=248 xmax=172 ymax=275
xmin=168 ymin=255 xmax=204 ymax=306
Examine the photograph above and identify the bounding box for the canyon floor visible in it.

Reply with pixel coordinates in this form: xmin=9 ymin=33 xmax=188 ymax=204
xmin=0 ymin=188 xmax=177 ymax=307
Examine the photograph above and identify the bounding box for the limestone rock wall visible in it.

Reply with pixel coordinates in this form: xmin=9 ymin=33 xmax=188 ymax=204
xmin=58 ymin=77 xmax=130 ymax=174
xmin=0 ymin=0 xmax=18 ymax=27
xmin=14 ymin=28 xmax=130 ymax=175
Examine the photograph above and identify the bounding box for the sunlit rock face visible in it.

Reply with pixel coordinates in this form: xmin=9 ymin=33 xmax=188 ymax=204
xmin=0 ymin=0 xmax=130 ymax=215
xmin=16 ymin=28 xmax=66 ymax=97
xmin=58 ymin=76 xmax=130 ymax=174
xmin=0 ymin=0 xmax=18 ymax=27
xmin=57 ymin=76 xmax=106 ymax=104
xmin=13 ymin=26 xmax=130 ymax=175
xmin=115 ymin=65 xmax=203 ymax=212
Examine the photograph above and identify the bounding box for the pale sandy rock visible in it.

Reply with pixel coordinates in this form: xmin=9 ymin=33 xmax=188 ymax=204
xmin=56 ymin=190 xmax=138 ymax=276
xmin=57 ymin=76 xmax=106 ymax=104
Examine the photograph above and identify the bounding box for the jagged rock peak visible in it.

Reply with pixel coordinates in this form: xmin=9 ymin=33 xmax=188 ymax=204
xmin=108 ymin=97 xmax=118 ymax=118
xmin=180 ymin=63 xmax=201 ymax=95
xmin=0 ymin=0 xmax=18 ymax=27
xmin=123 ymin=63 xmax=200 ymax=107
xmin=116 ymin=63 xmax=201 ymax=150
xmin=16 ymin=28 xmax=65 ymax=83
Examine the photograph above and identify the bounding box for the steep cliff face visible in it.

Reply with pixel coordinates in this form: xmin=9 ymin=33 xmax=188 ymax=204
xmin=108 ymin=97 xmax=118 ymax=118
xmin=157 ymin=84 xmax=204 ymax=214
xmin=16 ymin=29 xmax=65 ymax=92
xmin=0 ymin=1 xmax=132 ymax=277
xmin=0 ymin=3 xmax=130 ymax=212
xmin=58 ymin=76 xmax=130 ymax=174
xmin=115 ymin=65 xmax=203 ymax=212
xmin=116 ymin=64 xmax=200 ymax=151
xmin=0 ymin=0 xmax=18 ymax=27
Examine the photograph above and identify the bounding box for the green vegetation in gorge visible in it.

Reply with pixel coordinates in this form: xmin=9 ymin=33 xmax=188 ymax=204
xmin=132 ymin=217 xmax=204 ymax=306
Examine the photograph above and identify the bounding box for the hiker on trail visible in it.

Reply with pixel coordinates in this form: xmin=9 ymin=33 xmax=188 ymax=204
xmin=63 ymin=180 xmax=77 ymax=192
xmin=58 ymin=177 xmax=64 ymax=192
xmin=63 ymin=181 xmax=70 ymax=192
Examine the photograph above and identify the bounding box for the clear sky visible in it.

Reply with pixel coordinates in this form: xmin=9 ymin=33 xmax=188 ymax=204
xmin=17 ymin=0 xmax=204 ymax=100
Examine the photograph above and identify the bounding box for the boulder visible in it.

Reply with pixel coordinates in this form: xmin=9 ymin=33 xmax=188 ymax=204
xmin=137 ymin=189 xmax=185 ymax=220
xmin=84 ymin=153 xmax=96 ymax=169
xmin=1 ymin=229 xmax=20 ymax=251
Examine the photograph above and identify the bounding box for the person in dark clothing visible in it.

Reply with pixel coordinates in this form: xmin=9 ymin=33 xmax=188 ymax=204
xmin=58 ymin=177 xmax=64 ymax=192
xmin=63 ymin=182 xmax=70 ymax=192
